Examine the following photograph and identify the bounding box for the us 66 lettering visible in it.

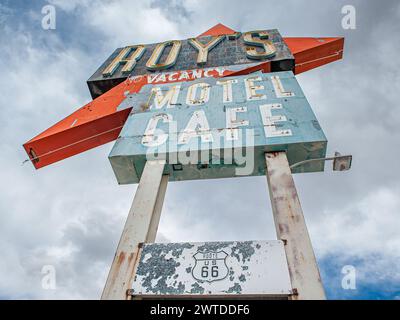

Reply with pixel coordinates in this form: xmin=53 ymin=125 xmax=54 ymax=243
xmin=192 ymin=250 xmax=229 ymax=283
xmin=194 ymin=304 xmax=250 ymax=315
xmin=201 ymin=264 xmax=219 ymax=278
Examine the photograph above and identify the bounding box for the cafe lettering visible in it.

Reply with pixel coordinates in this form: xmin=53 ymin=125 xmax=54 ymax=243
xmin=109 ymin=70 xmax=327 ymax=184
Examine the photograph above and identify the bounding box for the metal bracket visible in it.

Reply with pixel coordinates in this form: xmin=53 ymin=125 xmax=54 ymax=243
xmin=289 ymin=151 xmax=352 ymax=171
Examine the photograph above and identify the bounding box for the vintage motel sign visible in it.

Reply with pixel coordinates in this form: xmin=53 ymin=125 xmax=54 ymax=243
xmin=87 ymin=28 xmax=294 ymax=98
xmin=109 ymin=70 xmax=326 ymax=183
xmin=23 ymin=24 xmax=345 ymax=301
xmin=23 ymin=24 xmax=343 ymax=170
xmin=130 ymin=241 xmax=292 ymax=297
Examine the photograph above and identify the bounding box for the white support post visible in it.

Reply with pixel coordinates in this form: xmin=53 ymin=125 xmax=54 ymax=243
xmin=265 ymin=152 xmax=326 ymax=300
xmin=147 ymin=174 xmax=169 ymax=242
xmin=101 ymin=160 xmax=167 ymax=300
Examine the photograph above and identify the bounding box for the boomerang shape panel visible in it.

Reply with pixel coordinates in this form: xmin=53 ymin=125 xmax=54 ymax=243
xmin=23 ymin=24 xmax=343 ymax=169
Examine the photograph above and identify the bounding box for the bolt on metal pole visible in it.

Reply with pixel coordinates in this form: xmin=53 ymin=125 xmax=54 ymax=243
xmin=265 ymin=152 xmax=326 ymax=300
xmin=101 ymin=159 xmax=168 ymax=300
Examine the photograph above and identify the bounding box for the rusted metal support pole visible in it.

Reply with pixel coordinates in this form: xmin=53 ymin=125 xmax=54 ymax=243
xmin=101 ymin=160 xmax=167 ymax=300
xmin=265 ymin=152 xmax=326 ymax=300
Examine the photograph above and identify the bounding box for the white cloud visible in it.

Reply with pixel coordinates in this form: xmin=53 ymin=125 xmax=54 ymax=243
xmin=310 ymin=186 xmax=400 ymax=258
xmin=48 ymin=0 xmax=91 ymax=12
xmin=0 ymin=11 xmax=134 ymax=298
xmin=84 ymin=0 xmax=181 ymax=47
xmin=307 ymin=185 xmax=400 ymax=290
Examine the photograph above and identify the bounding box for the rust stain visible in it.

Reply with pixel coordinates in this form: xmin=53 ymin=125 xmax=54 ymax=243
xmin=127 ymin=252 xmax=135 ymax=265
xmin=106 ymin=251 xmax=127 ymax=290
xmin=117 ymin=251 xmax=126 ymax=267
xmin=267 ymin=152 xmax=280 ymax=158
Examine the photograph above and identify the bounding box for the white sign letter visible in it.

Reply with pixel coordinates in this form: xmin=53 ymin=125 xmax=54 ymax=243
xmin=226 ymin=107 xmax=249 ymax=140
xmin=243 ymin=31 xmax=276 ymax=60
xmin=245 ymin=76 xmax=266 ymax=101
xmin=178 ymin=110 xmax=212 ymax=144
xmin=103 ymin=45 xmax=146 ymax=77
xmin=271 ymin=75 xmax=294 ymax=98
xmin=146 ymin=40 xmax=182 ymax=71
xmin=150 ymin=85 xmax=181 ymax=109
xmin=188 ymin=36 xmax=225 ymax=65
xmin=259 ymin=104 xmax=292 ymax=138
xmin=186 ymin=83 xmax=210 ymax=106
xmin=142 ymin=113 xmax=172 ymax=147
xmin=217 ymin=79 xmax=237 ymax=103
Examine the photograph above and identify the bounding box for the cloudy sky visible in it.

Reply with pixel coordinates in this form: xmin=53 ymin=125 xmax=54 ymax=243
xmin=0 ymin=0 xmax=399 ymax=299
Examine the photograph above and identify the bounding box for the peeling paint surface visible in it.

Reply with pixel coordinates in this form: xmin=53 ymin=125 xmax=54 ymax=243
xmin=131 ymin=240 xmax=292 ymax=297
xmin=87 ymin=29 xmax=293 ymax=98
xmin=109 ymin=71 xmax=327 ymax=184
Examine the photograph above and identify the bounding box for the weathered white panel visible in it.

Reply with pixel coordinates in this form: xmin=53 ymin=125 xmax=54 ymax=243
xmin=131 ymin=240 xmax=292 ymax=297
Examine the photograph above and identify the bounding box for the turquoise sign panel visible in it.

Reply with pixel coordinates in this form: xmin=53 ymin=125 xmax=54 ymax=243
xmin=109 ymin=71 xmax=327 ymax=184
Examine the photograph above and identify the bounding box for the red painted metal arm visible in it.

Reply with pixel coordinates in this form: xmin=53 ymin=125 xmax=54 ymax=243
xmin=23 ymin=77 xmax=148 ymax=169
xmin=284 ymin=37 xmax=344 ymax=74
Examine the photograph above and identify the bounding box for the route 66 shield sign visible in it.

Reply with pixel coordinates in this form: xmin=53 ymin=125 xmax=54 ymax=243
xmin=131 ymin=241 xmax=292 ymax=296
xmin=192 ymin=250 xmax=229 ymax=283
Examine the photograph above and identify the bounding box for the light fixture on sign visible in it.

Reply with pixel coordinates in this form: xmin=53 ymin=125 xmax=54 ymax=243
xmin=332 ymin=152 xmax=352 ymax=171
